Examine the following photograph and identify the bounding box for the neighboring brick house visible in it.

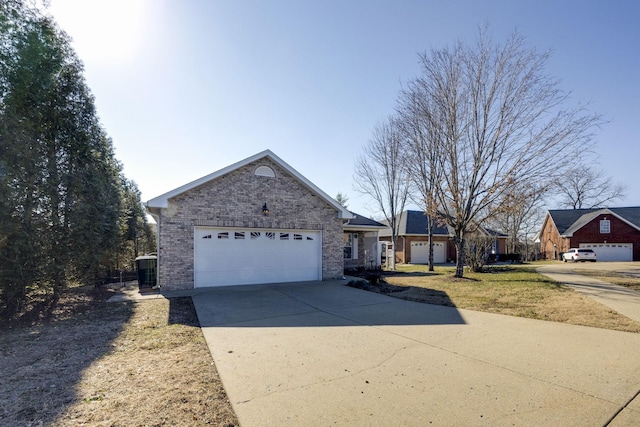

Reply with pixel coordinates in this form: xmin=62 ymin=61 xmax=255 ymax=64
xmin=379 ymin=210 xmax=452 ymax=264
xmin=378 ymin=210 xmax=508 ymax=264
xmin=146 ymin=150 xmax=354 ymax=290
xmin=343 ymin=212 xmax=386 ymax=270
xmin=539 ymin=207 xmax=640 ymax=261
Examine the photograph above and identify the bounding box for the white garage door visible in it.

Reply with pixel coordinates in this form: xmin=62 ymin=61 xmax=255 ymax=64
xmin=194 ymin=227 xmax=322 ymax=287
xmin=410 ymin=241 xmax=446 ymax=264
xmin=579 ymin=243 xmax=633 ymax=262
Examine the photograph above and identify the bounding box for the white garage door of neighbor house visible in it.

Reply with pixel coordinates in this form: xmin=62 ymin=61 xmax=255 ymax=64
xmin=194 ymin=227 xmax=322 ymax=287
xmin=579 ymin=243 xmax=633 ymax=262
xmin=410 ymin=241 xmax=446 ymax=264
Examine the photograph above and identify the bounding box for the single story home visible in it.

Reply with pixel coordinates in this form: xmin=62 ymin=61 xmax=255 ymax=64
xmin=379 ymin=210 xmax=508 ymax=264
xmin=539 ymin=207 xmax=640 ymax=261
xmin=343 ymin=212 xmax=387 ymax=270
xmin=146 ymin=150 xmax=382 ymax=290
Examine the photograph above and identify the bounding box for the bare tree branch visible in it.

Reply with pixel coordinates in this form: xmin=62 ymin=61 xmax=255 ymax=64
xmin=354 ymin=116 xmax=410 ymax=270
xmin=400 ymin=27 xmax=602 ymax=277
xmin=556 ymin=162 xmax=627 ymax=209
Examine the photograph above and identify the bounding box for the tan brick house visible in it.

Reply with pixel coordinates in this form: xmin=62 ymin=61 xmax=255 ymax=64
xmin=539 ymin=207 xmax=640 ymax=261
xmin=146 ymin=150 xmax=356 ymax=290
xmin=378 ymin=210 xmax=508 ymax=264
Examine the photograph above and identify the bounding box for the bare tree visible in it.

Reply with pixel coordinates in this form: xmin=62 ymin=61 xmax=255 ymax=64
xmin=557 ymin=162 xmax=627 ymax=209
xmin=409 ymin=28 xmax=602 ymax=277
xmin=489 ymin=183 xmax=550 ymax=255
xmin=397 ymin=84 xmax=443 ymax=271
xmin=354 ymin=116 xmax=410 ymax=270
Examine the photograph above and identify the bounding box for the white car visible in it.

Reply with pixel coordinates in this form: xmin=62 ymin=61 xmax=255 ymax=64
xmin=562 ymin=248 xmax=597 ymax=262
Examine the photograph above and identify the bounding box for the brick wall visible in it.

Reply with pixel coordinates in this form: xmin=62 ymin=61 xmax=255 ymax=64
xmin=540 ymin=213 xmax=640 ymax=261
xmin=156 ymin=158 xmax=344 ymax=290
xmin=571 ymin=214 xmax=640 ymax=261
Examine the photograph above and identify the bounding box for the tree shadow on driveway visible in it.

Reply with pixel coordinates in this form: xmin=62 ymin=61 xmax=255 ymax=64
xmin=190 ymin=281 xmax=466 ymax=328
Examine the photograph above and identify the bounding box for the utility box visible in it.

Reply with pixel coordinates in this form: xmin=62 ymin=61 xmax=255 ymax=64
xmin=135 ymin=255 xmax=157 ymax=289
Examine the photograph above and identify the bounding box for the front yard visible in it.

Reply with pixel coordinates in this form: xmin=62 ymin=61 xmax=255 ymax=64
xmin=350 ymin=263 xmax=640 ymax=333
xmin=4 ymin=263 xmax=640 ymax=425
xmin=0 ymin=287 xmax=238 ymax=426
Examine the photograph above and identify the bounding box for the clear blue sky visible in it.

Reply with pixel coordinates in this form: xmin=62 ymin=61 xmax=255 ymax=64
xmin=48 ymin=0 xmax=640 ymax=218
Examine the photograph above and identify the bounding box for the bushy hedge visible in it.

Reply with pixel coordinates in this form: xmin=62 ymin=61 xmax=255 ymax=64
xmin=488 ymin=253 xmax=522 ymax=263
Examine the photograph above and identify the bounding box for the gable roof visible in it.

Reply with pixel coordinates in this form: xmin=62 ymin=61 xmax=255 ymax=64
xmin=146 ymin=150 xmax=353 ymax=219
xmin=547 ymin=207 xmax=640 ymax=237
xmin=378 ymin=210 xmax=451 ymax=237
xmin=343 ymin=211 xmax=386 ymax=231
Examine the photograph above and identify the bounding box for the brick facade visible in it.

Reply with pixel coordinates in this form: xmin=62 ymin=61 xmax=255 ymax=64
xmin=155 ymin=158 xmax=344 ymax=290
xmin=541 ymin=212 xmax=640 ymax=261
xmin=540 ymin=215 xmax=564 ymax=260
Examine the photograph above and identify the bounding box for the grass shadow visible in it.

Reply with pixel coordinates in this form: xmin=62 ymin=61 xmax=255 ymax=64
xmin=0 ymin=286 xmax=135 ymax=426
xmin=168 ymin=296 xmax=201 ymax=327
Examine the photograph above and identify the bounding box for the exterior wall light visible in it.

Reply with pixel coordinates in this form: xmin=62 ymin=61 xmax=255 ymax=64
xmin=262 ymin=203 xmax=269 ymax=216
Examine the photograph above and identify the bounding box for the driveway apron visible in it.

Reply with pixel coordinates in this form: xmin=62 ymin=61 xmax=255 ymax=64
xmin=192 ymin=280 xmax=640 ymax=426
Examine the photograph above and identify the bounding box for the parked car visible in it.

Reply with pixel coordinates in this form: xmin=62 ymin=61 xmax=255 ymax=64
xmin=562 ymin=248 xmax=597 ymax=262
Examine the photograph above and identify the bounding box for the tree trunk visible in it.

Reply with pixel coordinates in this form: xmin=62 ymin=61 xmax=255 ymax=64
xmin=390 ymin=236 xmax=397 ymax=271
xmin=428 ymin=222 xmax=435 ymax=272
xmin=453 ymin=231 xmax=465 ymax=278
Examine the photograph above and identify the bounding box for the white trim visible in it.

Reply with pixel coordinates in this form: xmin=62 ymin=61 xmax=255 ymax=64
xmin=146 ymin=150 xmax=353 ymax=219
xmin=562 ymin=208 xmax=640 ymax=237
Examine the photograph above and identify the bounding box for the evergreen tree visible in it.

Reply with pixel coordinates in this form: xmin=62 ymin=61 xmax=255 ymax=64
xmin=0 ymin=1 xmax=153 ymax=315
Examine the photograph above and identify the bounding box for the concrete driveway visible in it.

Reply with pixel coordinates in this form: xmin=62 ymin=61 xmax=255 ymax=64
xmin=537 ymin=262 xmax=640 ymax=323
xmin=192 ymin=280 xmax=640 ymax=426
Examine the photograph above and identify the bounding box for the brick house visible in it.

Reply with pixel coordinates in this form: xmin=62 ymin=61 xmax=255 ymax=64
xmin=539 ymin=207 xmax=640 ymax=261
xmin=146 ymin=150 xmax=368 ymax=290
xmin=378 ymin=210 xmax=508 ymax=264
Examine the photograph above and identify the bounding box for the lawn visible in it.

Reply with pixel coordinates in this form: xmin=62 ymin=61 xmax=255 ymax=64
xmin=0 ymin=286 xmax=238 ymax=426
xmin=573 ymin=268 xmax=640 ymax=292
xmin=350 ymin=264 xmax=640 ymax=333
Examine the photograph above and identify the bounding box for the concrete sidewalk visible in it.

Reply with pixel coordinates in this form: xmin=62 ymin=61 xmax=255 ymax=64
xmin=192 ymin=280 xmax=640 ymax=426
xmin=537 ymin=264 xmax=640 ymax=323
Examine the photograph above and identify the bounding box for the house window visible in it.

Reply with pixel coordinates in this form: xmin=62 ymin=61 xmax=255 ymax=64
xmin=600 ymin=219 xmax=611 ymax=234
xmin=344 ymin=233 xmax=358 ymax=260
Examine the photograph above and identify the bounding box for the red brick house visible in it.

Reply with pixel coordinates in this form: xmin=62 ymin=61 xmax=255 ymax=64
xmin=539 ymin=207 xmax=640 ymax=261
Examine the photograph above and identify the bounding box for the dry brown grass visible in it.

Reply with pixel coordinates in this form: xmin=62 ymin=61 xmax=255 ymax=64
xmin=573 ymin=268 xmax=640 ymax=292
xmin=0 ymin=287 xmax=238 ymax=426
xmin=353 ymin=265 xmax=640 ymax=333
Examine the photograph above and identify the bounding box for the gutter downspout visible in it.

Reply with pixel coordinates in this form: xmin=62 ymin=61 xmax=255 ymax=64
xmin=147 ymin=205 xmax=161 ymax=289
